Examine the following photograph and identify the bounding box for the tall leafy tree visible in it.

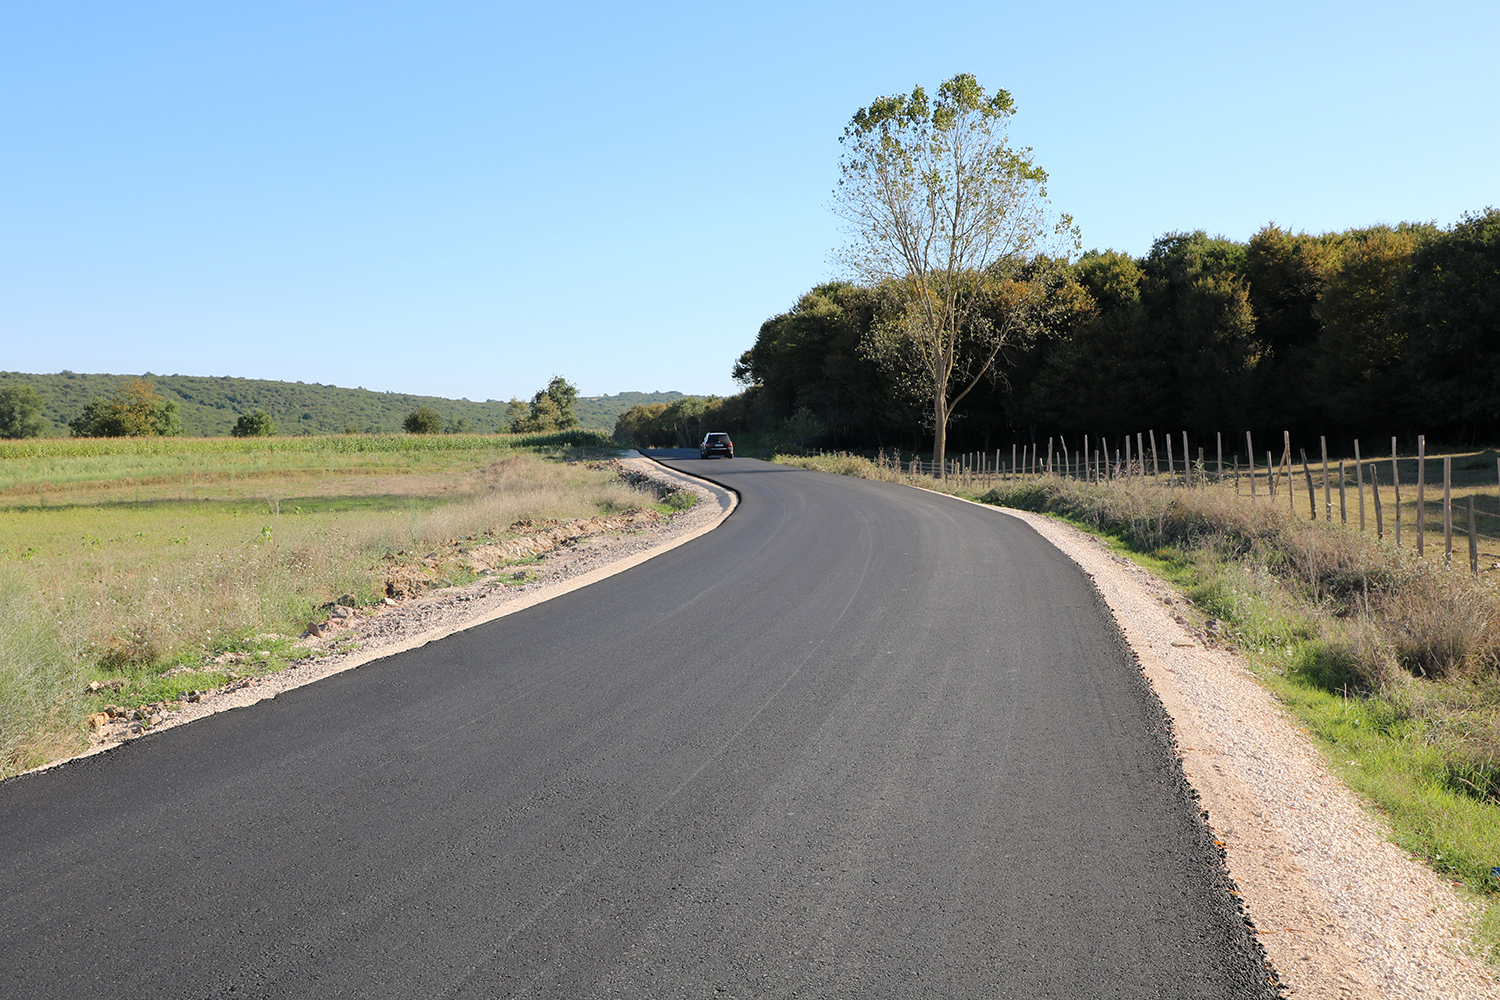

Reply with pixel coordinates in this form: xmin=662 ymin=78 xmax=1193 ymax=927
xmin=68 ymin=378 xmax=182 ymax=437
xmin=404 ymin=405 xmax=442 ymax=434
xmin=1402 ymin=208 xmax=1500 ymax=433
xmin=1306 ymin=225 xmax=1429 ymax=432
xmin=509 ymin=376 xmax=580 ymax=433
xmin=231 ymin=409 xmax=277 ymax=437
xmin=832 ymin=73 xmax=1072 ymax=471
xmin=1140 ymin=232 xmax=1259 ymax=432
xmin=1021 ymin=251 xmax=1169 ymax=434
xmin=0 ymin=384 xmax=46 ymax=438
xmin=733 ymin=282 xmax=903 ymax=445
xmin=1244 ymin=225 xmax=1344 ymax=428
xmin=542 ymin=375 xmax=580 ymax=430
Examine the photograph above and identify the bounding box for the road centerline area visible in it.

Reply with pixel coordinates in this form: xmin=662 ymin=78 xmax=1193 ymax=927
xmin=0 ymin=452 xmax=1276 ymax=999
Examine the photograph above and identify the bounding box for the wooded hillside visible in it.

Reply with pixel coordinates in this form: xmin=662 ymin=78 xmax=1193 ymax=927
xmin=0 ymin=372 xmax=684 ymax=437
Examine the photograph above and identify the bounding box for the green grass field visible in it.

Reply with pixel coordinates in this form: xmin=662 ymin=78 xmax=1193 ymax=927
xmin=0 ymin=430 xmax=640 ymax=776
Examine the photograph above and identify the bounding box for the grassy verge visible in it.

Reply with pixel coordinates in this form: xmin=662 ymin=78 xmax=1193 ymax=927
xmin=0 ymin=431 xmax=655 ymax=777
xmin=778 ymin=451 xmax=1500 ymax=962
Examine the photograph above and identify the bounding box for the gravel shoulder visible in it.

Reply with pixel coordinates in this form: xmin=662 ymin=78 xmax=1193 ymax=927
xmin=993 ymin=504 xmax=1498 ymax=1000
xmin=53 ymin=457 xmax=735 ymax=770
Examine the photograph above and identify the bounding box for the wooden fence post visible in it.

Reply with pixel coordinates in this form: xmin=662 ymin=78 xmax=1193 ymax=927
xmin=1416 ymin=435 xmax=1426 ymax=556
xmin=1372 ymin=461 xmax=1384 ymax=539
xmin=1301 ymin=449 xmax=1317 ymax=519
xmin=1182 ymin=431 xmax=1190 ymax=486
xmin=1165 ymin=433 xmax=1176 ymax=488
xmin=1197 ymin=447 xmax=1204 ymax=489
xmin=1355 ymin=440 xmax=1365 ymax=532
xmin=1443 ymin=455 xmax=1453 ymax=564
xmin=1217 ymin=431 xmax=1224 ymax=483
xmin=1137 ymin=433 xmax=1145 ymax=483
xmin=1246 ymin=431 xmax=1257 ymax=497
xmin=1149 ymin=430 xmax=1159 ymax=484
xmin=1339 ymin=460 xmax=1348 ymax=524
xmin=1321 ymin=436 xmax=1332 ymax=520
xmin=1391 ymin=437 xmax=1402 ymax=548
xmin=1284 ymin=431 xmax=1294 ymax=516
xmin=1267 ymin=451 xmax=1276 ymax=498
xmin=1469 ymin=497 xmax=1479 ymax=574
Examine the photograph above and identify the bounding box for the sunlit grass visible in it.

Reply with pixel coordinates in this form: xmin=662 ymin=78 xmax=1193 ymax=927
xmin=0 ymin=432 xmax=643 ymax=777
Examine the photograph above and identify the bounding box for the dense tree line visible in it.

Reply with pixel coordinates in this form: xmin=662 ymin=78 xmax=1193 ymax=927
xmin=613 ymin=393 xmax=762 ymax=448
xmin=721 ymin=209 xmax=1500 ymax=454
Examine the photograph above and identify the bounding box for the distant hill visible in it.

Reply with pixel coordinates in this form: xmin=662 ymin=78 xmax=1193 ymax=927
xmin=0 ymin=372 xmax=689 ymax=437
xmin=575 ymin=391 xmax=687 ymax=430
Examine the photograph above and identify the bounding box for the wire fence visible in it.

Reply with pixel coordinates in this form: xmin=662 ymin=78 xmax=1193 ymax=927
xmin=883 ymin=431 xmax=1499 ymax=575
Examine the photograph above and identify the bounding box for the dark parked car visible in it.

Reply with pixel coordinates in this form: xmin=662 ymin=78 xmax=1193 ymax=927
xmin=700 ymin=432 xmax=734 ymax=459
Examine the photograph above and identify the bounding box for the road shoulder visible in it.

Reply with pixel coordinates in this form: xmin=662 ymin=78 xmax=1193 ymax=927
xmin=977 ymin=497 xmax=1496 ymax=999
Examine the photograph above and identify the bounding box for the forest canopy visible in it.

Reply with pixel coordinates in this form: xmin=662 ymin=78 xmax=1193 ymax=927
xmin=716 ymin=208 xmax=1500 ymax=454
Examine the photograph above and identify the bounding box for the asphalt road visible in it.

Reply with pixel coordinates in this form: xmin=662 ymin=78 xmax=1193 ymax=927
xmin=0 ymin=452 xmax=1275 ymax=998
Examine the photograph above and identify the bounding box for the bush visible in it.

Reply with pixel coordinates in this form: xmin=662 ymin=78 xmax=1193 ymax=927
xmin=403 ymin=405 xmax=442 ymax=434
xmin=68 ymin=379 xmax=182 ymax=437
xmin=0 ymin=384 xmax=46 ymax=438
xmin=230 ymin=410 xmax=277 ymax=437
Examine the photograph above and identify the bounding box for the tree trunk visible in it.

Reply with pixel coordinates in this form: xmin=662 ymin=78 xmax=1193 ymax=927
xmin=933 ymin=394 xmax=949 ymax=477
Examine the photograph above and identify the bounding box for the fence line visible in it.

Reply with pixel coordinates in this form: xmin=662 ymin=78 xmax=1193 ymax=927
xmin=866 ymin=430 xmax=1497 ymax=575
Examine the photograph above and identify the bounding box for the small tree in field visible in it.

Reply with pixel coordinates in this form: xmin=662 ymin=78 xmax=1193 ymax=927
xmin=833 ymin=73 xmax=1073 ymax=473
xmin=508 ymin=376 xmax=581 ymax=433
xmin=0 ymin=384 xmax=46 ymax=438
xmin=231 ymin=410 xmax=277 ymax=437
xmin=68 ymin=378 xmax=182 ymax=437
xmin=404 ymin=405 xmax=442 ymax=434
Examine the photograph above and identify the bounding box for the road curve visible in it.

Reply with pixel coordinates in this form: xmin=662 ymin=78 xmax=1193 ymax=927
xmin=0 ymin=452 xmax=1275 ymax=998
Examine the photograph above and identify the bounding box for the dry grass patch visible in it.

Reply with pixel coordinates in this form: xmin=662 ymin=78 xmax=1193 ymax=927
xmin=0 ymin=433 xmax=659 ymax=777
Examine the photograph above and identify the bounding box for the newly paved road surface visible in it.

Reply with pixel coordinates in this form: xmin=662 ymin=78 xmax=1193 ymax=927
xmin=0 ymin=453 xmax=1275 ymax=998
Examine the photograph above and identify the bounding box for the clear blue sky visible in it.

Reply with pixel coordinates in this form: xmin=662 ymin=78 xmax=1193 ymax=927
xmin=3 ymin=1 xmax=1495 ymax=403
